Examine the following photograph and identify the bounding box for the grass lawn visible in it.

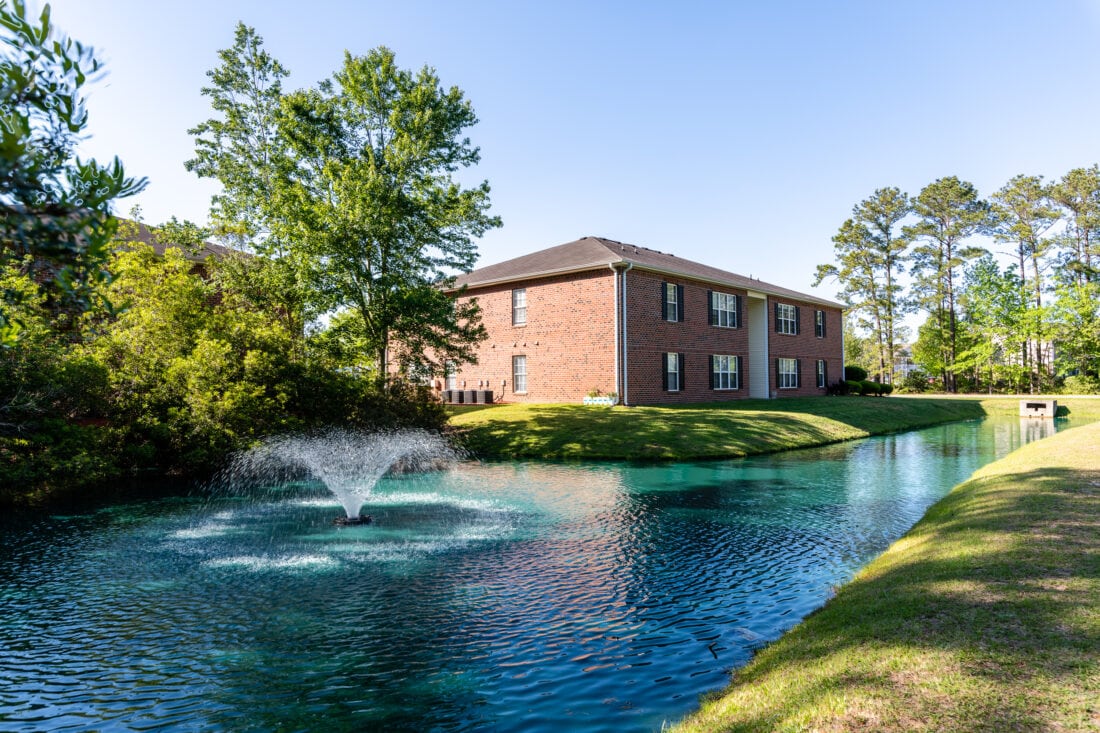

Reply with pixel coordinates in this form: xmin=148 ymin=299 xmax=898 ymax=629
xmin=447 ymin=396 xmax=1100 ymax=461
xmin=671 ymin=418 xmax=1100 ymax=732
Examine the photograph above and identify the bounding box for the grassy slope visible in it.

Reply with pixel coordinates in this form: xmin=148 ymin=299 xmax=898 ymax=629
xmin=448 ymin=396 xmax=1100 ymax=461
xmin=673 ymin=419 xmax=1100 ymax=732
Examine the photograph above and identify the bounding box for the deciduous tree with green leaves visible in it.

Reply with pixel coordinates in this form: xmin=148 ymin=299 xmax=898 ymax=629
xmin=0 ymin=0 xmax=145 ymax=344
xmin=189 ymin=30 xmax=496 ymax=376
xmin=904 ymin=176 xmax=990 ymax=392
xmin=270 ymin=46 xmax=497 ymax=377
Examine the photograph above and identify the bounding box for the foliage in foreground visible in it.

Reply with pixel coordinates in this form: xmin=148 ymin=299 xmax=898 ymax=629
xmin=0 ymin=243 xmax=446 ymax=507
xmin=673 ymin=419 xmax=1100 ymax=733
xmin=0 ymin=0 xmax=146 ymax=344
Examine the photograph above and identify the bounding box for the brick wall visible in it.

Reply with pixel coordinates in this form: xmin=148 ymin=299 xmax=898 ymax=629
xmin=624 ymin=269 xmax=752 ymax=405
xmin=453 ymin=269 xmax=617 ymax=402
xmin=766 ymin=297 xmax=843 ymax=398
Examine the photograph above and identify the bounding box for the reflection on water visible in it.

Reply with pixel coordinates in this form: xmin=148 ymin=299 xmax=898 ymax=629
xmin=0 ymin=416 xmax=1082 ymax=732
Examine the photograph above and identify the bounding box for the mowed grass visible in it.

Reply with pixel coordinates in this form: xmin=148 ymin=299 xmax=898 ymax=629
xmin=672 ymin=418 xmax=1100 ymax=733
xmin=447 ymin=396 xmax=1100 ymax=461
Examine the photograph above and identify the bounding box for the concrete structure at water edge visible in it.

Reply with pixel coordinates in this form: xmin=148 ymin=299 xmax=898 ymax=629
xmin=444 ymin=237 xmax=844 ymax=405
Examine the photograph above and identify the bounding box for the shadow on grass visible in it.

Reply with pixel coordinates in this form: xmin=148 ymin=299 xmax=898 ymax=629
xmin=691 ymin=464 xmax=1100 ymax=731
xmin=456 ymin=398 xmax=988 ymax=461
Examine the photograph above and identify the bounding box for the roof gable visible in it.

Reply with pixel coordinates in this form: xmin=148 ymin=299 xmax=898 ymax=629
xmin=452 ymin=236 xmax=842 ymax=308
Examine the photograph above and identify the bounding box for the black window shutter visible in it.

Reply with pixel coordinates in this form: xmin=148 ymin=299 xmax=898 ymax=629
xmin=775 ymin=358 xmax=780 ymax=389
xmin=662 ymin=353 xmax=669 ymax=391
xmin=796 ymin=359 xmax=802 ymax=388
xmin=709 ymin=354 xmax=715 ymax=389
xmin=661 ymin=282 xmax=668 ymax=320
xmin=795 ymin=306 xmax=801 ymax=334
xmin=707 ymin=291 xmax=716 ymax=325
xmin=678 ymin=353 xmax=686 ymax=390
xmin=736 ymin=295 xmax=743 ymax=328
xmin=774 ymin=302 xmax=780 ymax=332
xmin=736 ymin=355 xmax=743 ymax=390
xmin=677 ymin=285 xmax=685 ymax=322
xmin=820 ymin=311 xmax=826 ymax=338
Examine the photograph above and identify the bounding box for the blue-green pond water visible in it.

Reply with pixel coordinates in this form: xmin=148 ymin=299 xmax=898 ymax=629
xmin=0 ymin=417 xmax=1074 ymax=731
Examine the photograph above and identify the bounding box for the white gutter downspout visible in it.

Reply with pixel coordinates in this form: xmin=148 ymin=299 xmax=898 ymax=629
xmin=621 ymin=262 xmax=633 ymax=406
xmin=610 ymin=263 xmax=620 ymax=403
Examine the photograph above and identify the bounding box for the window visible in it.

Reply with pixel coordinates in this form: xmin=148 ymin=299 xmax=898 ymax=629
xmin=445 ymin=361 xmax=457 ymax=391
xmin=711 ymin=354 xmax=741 ymax=390
xmin=815 ymin=309 xmax=826 ymax=338
xmin=777 ymin=357 xmax=800 ymax=389
xmin=663 ymin=352 xmax=684 ymax=392
xmin=662 ymin=282 xmax=684 ymax=322
xmin=709 ymin=291 xmax=740 ymax=328
xmin=512 ymin=288 xmax=527 ymax=326
xmin=816 ymin=359 xmax=827 ymax=389
xmin=776 ymin=303 xmax=799 ymax=335
xmin=512 ymin=355 xmax=527 ymax=393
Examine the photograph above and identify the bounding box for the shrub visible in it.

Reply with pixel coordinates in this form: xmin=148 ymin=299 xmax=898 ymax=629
xmin=859 ymin=380 xmax=877 ymax=396
xmin=881 ymin=383 xmax=894 ymax=396
xmin=899 ymin=371 xmax=931 ymax=394
xmin=845 ymin=365 xmax=868 ymax=381
xmin=827 ymin=380 xmax=849 ymax=396
xmin=845 ymin=380 xmax=863 ymax=395
xmin=1061 ymin=375 xmax=1100 ymax=395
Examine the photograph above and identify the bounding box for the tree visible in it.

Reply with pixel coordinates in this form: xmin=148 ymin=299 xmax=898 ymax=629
xmin=989 ymin=175 xmax=1059 ymax=392
xmin=269 ymin=46 xmax=498 ymax=376
xmin=955 ymin=255 xmax=1028 ymax=393
xmin=904 ymin=177 xmax=990 ymax=392
xmin=0 ymin=0 xmax=145 ymax=343
xmin=185 ymin=22 xmax=287 ymax=249
xmin=1049 ymin=166 xmax=1100 ymax=285
xmin=815 ymin=187 xmax=910 ymax=382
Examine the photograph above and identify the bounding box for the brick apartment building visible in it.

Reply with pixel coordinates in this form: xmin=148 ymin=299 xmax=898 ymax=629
xmin=444 ymin=237 xmax=844 ymax=405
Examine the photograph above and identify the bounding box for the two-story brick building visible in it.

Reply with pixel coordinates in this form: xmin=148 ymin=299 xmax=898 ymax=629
xmin=445 ymin=236 xmax=843 ymax=405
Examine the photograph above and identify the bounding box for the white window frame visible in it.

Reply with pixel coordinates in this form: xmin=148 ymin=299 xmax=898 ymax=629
xmin=666 ymin=352 xmax=681 ymax=392
xmin=712 ymin=292 xmax=739 ymax=328
xmin=665 ymin=282 xmax=679 ymax=322
xmin=815 ymin=309 xmax=825 ymax=338
xmin=445 ymin=361 xmax=457 ymax=391
xmin=777 ymin=303 xmax=797 ymax=335
xmin=712 ymin=354 xmax=739 ymax=390
xmin=512 ymin=288 xmax=527 ymax=326
xmin=778 ymin=357 xmax=799 ymax=389
xmin=816 ymin=359 xmax=826 ymax=389
xmin=512 ymin=355 xmax=527 ymax=393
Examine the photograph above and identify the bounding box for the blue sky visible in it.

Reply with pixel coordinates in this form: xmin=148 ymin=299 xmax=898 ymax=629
xmin=38 ymin=1 xmax=1100 ymax=314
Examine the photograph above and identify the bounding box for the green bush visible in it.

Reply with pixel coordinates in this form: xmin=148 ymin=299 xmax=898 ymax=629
xmin=881 ymin=383 xmax=894 ymax=396
xmin=1061 ymin=375 xmax=1100 ymax=395
xmin=859 ymin=380 xmax=877 ymax=396
xmin=845 ymin=365 xmax=868 ymax=381
xmin=845 ymin=380 xmax=863 ymax=394
xmin=899 ymin=371 xmax=931 ymax=394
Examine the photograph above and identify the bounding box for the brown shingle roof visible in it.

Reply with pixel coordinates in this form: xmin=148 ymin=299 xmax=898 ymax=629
xmin=452 ymin=236 xmax=843 ymax=308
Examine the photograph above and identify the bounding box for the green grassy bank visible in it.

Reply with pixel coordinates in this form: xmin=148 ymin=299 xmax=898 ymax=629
xmin=448 ymin=396 xmax=1100 ymax=461
xmin=672 ymin=418 xmax=1100 ymax=732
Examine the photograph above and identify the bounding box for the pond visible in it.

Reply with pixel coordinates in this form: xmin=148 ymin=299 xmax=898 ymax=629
xmin=0 ymin=416 xmax=1075 ymax=731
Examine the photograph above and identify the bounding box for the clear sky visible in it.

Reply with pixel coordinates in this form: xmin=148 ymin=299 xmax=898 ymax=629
xmin=35 ymin=0 xmax=1100 ymax=310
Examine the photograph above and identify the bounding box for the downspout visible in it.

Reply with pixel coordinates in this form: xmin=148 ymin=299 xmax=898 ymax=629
xmin=621 ymin=262 xmax=633 ymax=406
xmin=610 ymin=263 xmax=619 ymax=403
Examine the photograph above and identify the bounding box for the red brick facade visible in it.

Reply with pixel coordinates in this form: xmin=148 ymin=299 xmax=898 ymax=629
xmin=452 ymin=269 xmax=617 ymax=403
xmin=452 ymin=266 xmax=843 ymax=405
xmin=766 ymin=297 xmax=844 ymax=398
